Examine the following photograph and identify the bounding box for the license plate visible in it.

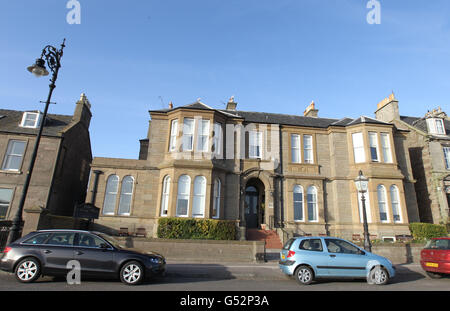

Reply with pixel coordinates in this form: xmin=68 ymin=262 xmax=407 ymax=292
xmin=425 ymin=262 xmax=439 ymax=268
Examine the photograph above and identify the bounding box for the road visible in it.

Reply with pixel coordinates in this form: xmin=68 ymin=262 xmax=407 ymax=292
xmin=0 ymin=261 xmax=448 ymax=291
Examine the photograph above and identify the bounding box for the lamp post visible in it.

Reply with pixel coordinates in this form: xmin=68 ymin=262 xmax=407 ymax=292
xmin=6 ymin=39 xmax=66 ymax=244
xmin=354 ymin=170 xmax=372 ymax=252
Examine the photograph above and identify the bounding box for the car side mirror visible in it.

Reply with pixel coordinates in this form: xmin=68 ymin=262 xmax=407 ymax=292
xmin=359 ymin=250 xmax=366 ymax=256
xmin=100 ymin=243 xmax=110 ymax=249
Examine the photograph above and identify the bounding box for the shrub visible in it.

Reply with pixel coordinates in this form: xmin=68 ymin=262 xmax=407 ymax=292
xmin=157 ymin=217 xmax=236 ymax=240
xmin=409 ymin=222 xmax=448 ymax=241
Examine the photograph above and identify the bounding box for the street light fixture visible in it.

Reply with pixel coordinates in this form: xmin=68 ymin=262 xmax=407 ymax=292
xmin=354 ymin=170 xmax=372 ymax=252
xmin=6 ymin=39 xmax=66 ymax=244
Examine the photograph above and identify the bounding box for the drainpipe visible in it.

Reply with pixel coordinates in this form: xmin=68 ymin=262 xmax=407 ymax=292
xmin=90 ymin=170 xmax=103 ymax=205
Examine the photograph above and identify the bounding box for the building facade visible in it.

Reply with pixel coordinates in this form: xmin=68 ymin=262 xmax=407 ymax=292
xmin=0 ymin=93 xmax=92 ymax=234
xmin=88 ymin=97 xmax=419 ymax=241
xmin=375 ymin=94 xmax=450 ymax=225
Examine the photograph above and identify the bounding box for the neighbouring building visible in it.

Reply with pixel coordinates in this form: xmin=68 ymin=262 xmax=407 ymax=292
xmin=375 ymin=93 xmax=450 ymax=225
xmin=0 ymin=93 xmax=93 ymax=235
xmin=88 ymin=96 xmax=419 ymax=242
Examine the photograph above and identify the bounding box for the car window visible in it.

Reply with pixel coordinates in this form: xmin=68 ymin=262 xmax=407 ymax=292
xmin=325 ymin=239 xmax=361 ymax=254
xmin=78 ymin=233 xmax=108 ymax=248
xmin=283 ymin=238 xmax=295 ymax=250
xmin=22 ymin=233 xmax=51 ymax=245
xmin=299 ymin=239 xmax=323 ymax=252
xmin=425 ymin=239 xmax=450 ymax=250
xmin=45 ymin=232 xmax=76 ymax=246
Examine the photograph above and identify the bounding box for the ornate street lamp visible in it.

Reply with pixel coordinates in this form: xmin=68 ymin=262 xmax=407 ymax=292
xmin=6 ymin=39 xmax=66 ymax=244
xmin=354 ymin=170 xmax=372 ymax=252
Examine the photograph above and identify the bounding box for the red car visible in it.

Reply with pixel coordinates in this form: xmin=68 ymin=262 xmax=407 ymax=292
xmin=420 ymin=237 xmax=450 ymax=278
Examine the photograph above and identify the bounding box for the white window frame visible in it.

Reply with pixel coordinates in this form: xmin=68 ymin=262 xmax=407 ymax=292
xmin=182 ymin=118 xmax=195 ymax=151
xmin=390 ymin=185 xmax=402 ymax=223
xmin=352 ymin=132 xmax=365 ymax=163
xmin=291 ymin=134 xmax=301 ymax=163
xmin=212 ymin=123 xmax=222 ymax=156
xmin=102 ymin=175 xmax=119 ymax=215
xmin=377 ymin=185 xmax=389 ymax=223
xmin=2 ymin=140 xmax=26 ymax=171
xmin=160 ymin=176 xmax=171 ymax=216
xmin=380 ymin=133 xmax=393 ymax=163
xmin=249 ymin=131 xmax=262 ymax=159
xmin=427 ymin=118 xmax=445 ymax=135
xmin=293 ymin=185 xmax=304 ymax=222
xmin=20 ymin=112 xmax=42 ymax=128
xmin=307 ymin=186 xmax=318 ymax=222
xmin=212 ymin=178 xmax=221 ymax=219
xmin=443 ymin=146 xmax=450 ymax=170
xmin=117 ymin=176 xmax=134 ymax=216
xmin=176 ymin=175 xmax=191 ymax=217
xmin=303 ymin=135 xmax=314 ymax=164
xmin=169 ymin=119 xmax=178 ymax=152
xmin=369 ymin=132 xmax=380 ymax=162
xmin=197 ymin=120 xmax=210 ymax=152
xmin=192 ymin=176 xmax=206 ymax=218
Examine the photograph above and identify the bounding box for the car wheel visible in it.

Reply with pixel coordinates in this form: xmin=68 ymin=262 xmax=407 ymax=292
xmin=120 ymin=261 xmax=144 ymax=285
xmin=367 ymin=266 xmax=389 ymax=285
xmin=15 ymin=258 xmax=41 ymax=283
xmin=295 ymin=265 xmax=314 ymax=285
xmin=426 ymin=271 xmax=442 ymax=279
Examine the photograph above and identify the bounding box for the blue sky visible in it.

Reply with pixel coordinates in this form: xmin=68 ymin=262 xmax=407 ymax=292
xmin=1 ymin=0 xmax=449 ymax=159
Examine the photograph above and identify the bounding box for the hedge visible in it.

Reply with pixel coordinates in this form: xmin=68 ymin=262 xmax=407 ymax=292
xmin=409 ymin=222 xmax=448 ymax=240
xmin=157 ymin=217 xmax=237 ymax=240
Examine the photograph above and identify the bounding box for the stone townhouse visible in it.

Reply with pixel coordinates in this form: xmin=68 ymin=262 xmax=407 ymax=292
xmin=0 ymin=93 xmax=92 ymax=235
xmin=88 ymin=97 xmax=419 ymax=241
xmin=375 ymin=93 xmax=450 ymax=225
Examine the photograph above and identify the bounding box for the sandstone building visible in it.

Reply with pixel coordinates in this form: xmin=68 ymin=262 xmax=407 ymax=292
xmin=0 ymin=94 xmax=92 ymax=234
xmin=88 ymin=97 xmax=420 ymax=241
xmin=375 ymin=94 xmax=450 ymax=225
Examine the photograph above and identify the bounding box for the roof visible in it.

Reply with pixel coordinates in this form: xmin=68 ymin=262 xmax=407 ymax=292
xmin=0 ymin=109 xmax=73 ymax=137
xmin=400 ymin=115 xmax=450 ymax=137
xmin=149 ymin=102 xmax=393 ymax=129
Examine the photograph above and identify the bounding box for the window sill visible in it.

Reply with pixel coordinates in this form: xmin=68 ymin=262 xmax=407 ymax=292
xmin=0 ymin=170 xmax=22 ymax=175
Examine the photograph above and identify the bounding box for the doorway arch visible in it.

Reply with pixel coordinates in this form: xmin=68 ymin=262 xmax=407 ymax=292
xmin=244 ymin=178 xmax=265 ymax=229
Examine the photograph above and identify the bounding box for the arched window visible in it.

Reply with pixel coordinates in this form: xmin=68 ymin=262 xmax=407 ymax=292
xmin=377 ymin=185 xmax=388 ymax=222
xmin=293 ymin=185 xmax=304 ymax=221
xmin=212 ymin=178 xmax=221 ymax=219
xmin=192 ymin=176 xmax=206 ymax=218
xmin=103 ymin=175 xmax=119 ymax=215
xmin=118 ymin=176 xmax=134 ymax=216
xmin=160 ymin=176 xmax=171 ymax=216
xmin=307 ymin=186 xmax=318 ymax=222
xmin=390 ymin=185 xmax=402 ymax=223
xmin=176 ymin=175 xmax=191 ymax=217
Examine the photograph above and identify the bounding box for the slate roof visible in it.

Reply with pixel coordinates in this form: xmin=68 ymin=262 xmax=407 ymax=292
xmin=400 ymin=115 xmax=450 ymax=137
xmin=0 ymin=109 xmax=73 ymax=137
xmin=149 ymin=102 xmax=393 ymax=129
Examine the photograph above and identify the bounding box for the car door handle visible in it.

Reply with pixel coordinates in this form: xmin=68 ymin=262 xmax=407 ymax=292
xmin=44 ymin=250 xmax=52 ymax=254
xmin=329 ymin=254 xmax=336 ymax=258
xmin=75 ymin=251 xmax=84 ymax=256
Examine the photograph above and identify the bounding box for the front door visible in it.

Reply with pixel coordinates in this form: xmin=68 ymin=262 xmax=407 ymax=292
xmin=74 ymin=233 xmax=115 ymax=277
xmin=245 ymin=186 xmax=259 ymax=228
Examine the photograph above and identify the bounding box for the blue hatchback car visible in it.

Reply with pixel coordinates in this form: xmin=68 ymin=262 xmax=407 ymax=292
xmin=279 ymin=236 xmax=395 ymax=285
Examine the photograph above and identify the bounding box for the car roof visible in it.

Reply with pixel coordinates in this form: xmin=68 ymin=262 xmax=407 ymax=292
xmin=34 ymin=229 xmax=92 ymax=233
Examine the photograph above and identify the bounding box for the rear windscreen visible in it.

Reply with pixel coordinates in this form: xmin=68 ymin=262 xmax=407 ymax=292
xmin=283 ymin=238 xmax=295 ymax=250
xmin=425 ymin=239 xmax=450 ymax=250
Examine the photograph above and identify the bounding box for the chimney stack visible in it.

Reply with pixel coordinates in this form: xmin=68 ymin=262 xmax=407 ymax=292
xmin=303 ymin=101 xmax=318 ymax=118
xmin=168 ymin=101 xmax=173 ymax=109
xmin=73 ymin=93 xmax=92 ymax=129
xmin=374 ymin=92 xmax=399 ymax=122
xmin=226 ymin=96 xmax=237 ymax=111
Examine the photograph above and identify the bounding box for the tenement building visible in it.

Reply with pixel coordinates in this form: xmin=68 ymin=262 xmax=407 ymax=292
xmin=88 ymin=96 xmax=420 ymax=241
xmin=375 ymin=93 xmax=450 ymax=225
xmin=0 ymin=93 xmax=93 ymax=234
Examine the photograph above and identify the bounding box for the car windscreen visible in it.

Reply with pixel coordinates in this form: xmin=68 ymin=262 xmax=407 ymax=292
xmin=96 ymin=232 xmax=126 ymax=249
xmin=425 ymin=239 xmax=450 ymax=250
